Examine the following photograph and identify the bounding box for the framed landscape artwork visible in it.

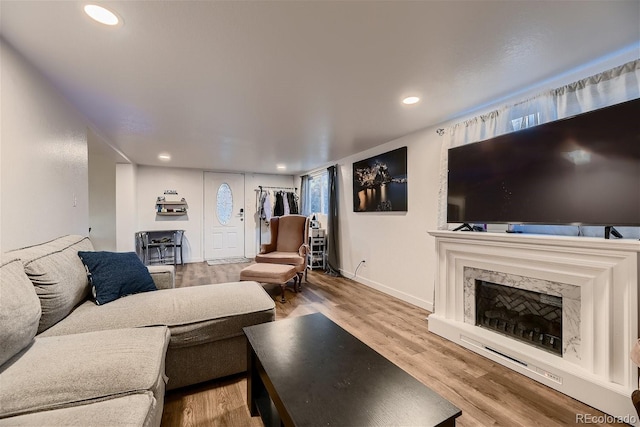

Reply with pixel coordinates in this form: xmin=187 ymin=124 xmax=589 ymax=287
xmin=353 ymin=147 xmax=408 ymax=212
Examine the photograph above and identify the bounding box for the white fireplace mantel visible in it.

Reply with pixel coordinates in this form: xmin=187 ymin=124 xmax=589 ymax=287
xmin=428 ymin=230 xmax=640 ymax=423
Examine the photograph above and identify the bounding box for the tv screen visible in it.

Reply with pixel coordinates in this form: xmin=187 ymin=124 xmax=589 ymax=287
xmin=447 ymin=98 xmax=640 ymax=226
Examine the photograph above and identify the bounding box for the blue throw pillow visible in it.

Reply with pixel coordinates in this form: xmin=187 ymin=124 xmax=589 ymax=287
xmin=77 ymin=251 xmax=157 ymax=305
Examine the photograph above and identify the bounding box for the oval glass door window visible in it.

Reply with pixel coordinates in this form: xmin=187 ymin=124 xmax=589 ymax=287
xmin=216 ymin=183 xmax=233 ymax=225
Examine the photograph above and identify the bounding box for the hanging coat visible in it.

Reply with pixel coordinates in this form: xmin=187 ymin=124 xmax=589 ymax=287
xmin=261 ymin=191 xmax=272 ymax=222
xmin=259 ymin=192 xmax=268 ymax=220
xmin=274 ymin=192 xmax=285 ymax=217
xmin=283 ymin=192 xmax=290 ymax=215
xmin=287 ymin=192 xmax=299 ymax=214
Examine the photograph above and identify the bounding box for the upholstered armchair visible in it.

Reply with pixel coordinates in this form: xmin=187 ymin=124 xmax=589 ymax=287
xmin=255 ymin=215 xmax=310 ymax=283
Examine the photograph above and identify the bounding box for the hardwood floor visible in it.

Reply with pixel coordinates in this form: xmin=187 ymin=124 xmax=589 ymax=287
xmin=162 ymin=262 xmax=621 ymax=426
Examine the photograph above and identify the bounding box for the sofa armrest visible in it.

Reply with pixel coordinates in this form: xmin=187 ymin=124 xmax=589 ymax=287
xmin=147 ymin=265 xmax=175 ymax=289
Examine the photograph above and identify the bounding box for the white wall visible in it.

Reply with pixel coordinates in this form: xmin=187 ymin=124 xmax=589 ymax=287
xmin=88 ymin=129 xmax=128 ymax=251
xmin=135 ymin=166 xmax=204 ymax=262
xmin=335 ymin=128 xmax=442 ymax=311
xmin=115 ymin=164 xmax=137 ymax=252
xmin=132 ymin=167 xmax=294 ymax=262
xmin=1 ymin=39 xmax=89 ymax=251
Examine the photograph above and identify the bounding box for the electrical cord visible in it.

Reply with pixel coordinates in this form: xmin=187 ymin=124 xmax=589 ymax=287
xmin=353 ymin=260 xmax=365 ymax=278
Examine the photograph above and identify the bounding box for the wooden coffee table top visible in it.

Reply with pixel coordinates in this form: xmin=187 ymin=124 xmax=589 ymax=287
xmin=244 ymin=312 xmax=461 ymax=426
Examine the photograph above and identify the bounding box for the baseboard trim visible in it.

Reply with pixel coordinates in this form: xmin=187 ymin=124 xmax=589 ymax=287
xmin=340 ymin=269 xmax=434 ymax=312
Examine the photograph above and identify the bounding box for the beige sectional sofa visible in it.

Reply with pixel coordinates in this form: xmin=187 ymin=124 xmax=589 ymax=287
xmin=0 ymin=235 xmax=275 ymax=426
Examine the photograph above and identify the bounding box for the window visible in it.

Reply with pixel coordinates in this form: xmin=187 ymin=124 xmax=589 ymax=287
xmin=510 ymin=112 xmax=541 ymax=131
xmin=306 ymin=171 xmax=329 ymax=215
xmin=216 ymin=183 xmax=233 ymax=225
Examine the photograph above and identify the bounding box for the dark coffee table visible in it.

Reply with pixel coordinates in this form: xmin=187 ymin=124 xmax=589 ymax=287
xmin=243 ymin=312 xmax=461 ymax=426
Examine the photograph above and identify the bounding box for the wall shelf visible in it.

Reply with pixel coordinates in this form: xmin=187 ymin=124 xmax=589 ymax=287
xmin=156 ymin=198 xmax=188 ymax=216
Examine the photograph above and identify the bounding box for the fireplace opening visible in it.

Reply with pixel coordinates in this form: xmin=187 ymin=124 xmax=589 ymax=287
xmin=475 ymin=280 xmax=563 ymax=356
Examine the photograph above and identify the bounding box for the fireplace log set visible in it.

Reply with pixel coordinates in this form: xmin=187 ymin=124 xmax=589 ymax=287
xmin=480 ymin=308 xmax=562 ymax=355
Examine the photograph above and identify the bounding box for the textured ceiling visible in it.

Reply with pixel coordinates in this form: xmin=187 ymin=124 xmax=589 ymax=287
xmin=1 ymin=1 xmax=639 ymax=174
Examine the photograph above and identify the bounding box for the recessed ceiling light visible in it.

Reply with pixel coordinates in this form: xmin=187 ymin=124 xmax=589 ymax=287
xmin=158 ymin=153 xmax=171 ymax=162
xmin=277 ymin=164 xmax=287 ymax=170
xmin=402 ymin=96 xmax=420 ymax=105
xmin=84 ymin=4 xmax=120 ymax=26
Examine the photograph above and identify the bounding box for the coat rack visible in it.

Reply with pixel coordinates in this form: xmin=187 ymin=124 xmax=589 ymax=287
xmin=256 ymin=185 xmax=298 ymax=247
xmin=255 ymin=185 xmax=297 ymax=192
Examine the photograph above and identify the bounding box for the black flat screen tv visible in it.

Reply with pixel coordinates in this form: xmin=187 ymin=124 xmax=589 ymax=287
xmin=447 ymin=98 xmax=640 ymax=226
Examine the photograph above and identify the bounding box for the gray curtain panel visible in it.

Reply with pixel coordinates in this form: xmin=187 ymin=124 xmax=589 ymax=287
xmin=326 ymin=165 xmax=340 ymax=276
xmin=300 ymin=175 xmax=309 ymax=217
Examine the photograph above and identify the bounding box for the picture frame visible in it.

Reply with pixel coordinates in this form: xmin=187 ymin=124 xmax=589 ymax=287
xmin=353 ymin=147 xmax=408 ymax=212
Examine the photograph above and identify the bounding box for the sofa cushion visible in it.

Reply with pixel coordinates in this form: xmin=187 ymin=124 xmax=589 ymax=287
xmin=77 ymin=251 xmax=157 ymax=305
xmin=0 ymin=392 xmax=157 ymax=427
xmin=7 ymin=235 xmax=94 ymax=333
xmin=239 ymin=263 xmax=298 ymax=284
xmin=0 ymin=257 xmax=41 ymax=366
xmin=255 ymin=251 xmax=305 ymax=266
xmin=39 ymin=282 xmax=276 ymax=347
xmin=0 ymin=326 xmax=169 ymax=419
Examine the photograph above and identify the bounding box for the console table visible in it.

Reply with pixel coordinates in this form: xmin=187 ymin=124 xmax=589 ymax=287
xmin=135 ymin=230 xmax=185 ymax=266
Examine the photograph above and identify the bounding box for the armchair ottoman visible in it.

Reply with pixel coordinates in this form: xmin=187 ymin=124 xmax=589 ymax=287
xmin=240 ymin=263 xmax=299 ymax=303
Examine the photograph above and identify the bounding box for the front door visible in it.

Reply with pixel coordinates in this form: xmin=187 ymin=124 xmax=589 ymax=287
xmin=204 ymin=172 xmax=245 ymax=259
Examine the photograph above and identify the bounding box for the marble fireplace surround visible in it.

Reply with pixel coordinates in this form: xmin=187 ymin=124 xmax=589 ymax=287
xmin=463 ymin=267 xmax=581 ymax=362
xmin=427 ymin=230 xmax=640 ymax=423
